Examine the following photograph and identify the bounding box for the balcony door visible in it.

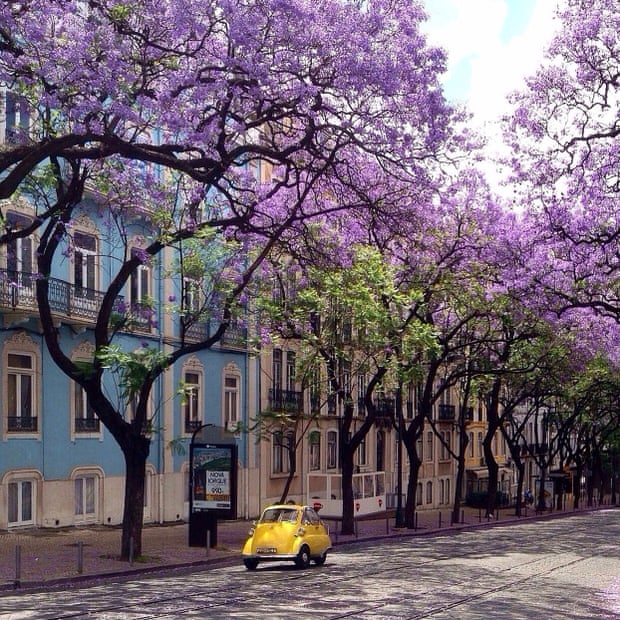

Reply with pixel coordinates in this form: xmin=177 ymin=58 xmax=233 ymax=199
xmin=5 ymin=212 xmax=34 ymax=307
xmin=73 ymin=232 xmax=98 ymax=315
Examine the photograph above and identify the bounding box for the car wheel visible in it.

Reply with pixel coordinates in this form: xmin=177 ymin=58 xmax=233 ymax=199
xmin=295 ymin=545 xmax=311 ymax=568
xmin=314 ymin=552 xmax=327 ymax=566
xmin=244 ymin=558 xmax=259 ymax=570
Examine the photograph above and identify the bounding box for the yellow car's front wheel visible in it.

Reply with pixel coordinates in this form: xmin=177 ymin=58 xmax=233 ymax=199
xmin=244 ymin=558 xmax=259 ymax=570
xmin=295 ymin=545 xmax=311 ymax=568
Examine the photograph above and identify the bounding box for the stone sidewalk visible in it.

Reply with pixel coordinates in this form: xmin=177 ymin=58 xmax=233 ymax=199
xmin=0 ymin=504 xmax=612 ymax=593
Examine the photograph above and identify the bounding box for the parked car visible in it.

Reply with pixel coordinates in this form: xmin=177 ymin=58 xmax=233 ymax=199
xmin=242 ymin=503 xmax=332 ymax=570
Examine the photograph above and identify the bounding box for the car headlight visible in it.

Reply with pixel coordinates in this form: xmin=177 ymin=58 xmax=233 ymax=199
xmin=248 ymin=527 xmax=255 ymax=537
xmin=295 ymin=527 xmax=305 ymax=537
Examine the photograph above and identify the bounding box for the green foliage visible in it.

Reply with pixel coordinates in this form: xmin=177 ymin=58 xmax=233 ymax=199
xmin=256 ymin=244 xmax=438 ymax=387
xmin=96 ymin=343 xmax=171 ymax=403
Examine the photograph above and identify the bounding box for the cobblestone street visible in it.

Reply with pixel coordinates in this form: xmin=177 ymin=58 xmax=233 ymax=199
xmin=0 ymin=509 xmax=618 ymax=619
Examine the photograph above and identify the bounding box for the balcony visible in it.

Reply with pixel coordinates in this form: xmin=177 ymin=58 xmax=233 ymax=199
xmin=268 ymin=388 xmax=303 ymax=413
xmin=75 ymin=417 xmax=100 ymax=433
xmin=0 ymin=268 xmax=124 ymax=325
xmin=374 ymin=397 xmax=394 ymax=429
xmin=7 ymin=416 xmax=38 ymax=432
xmin=185 ymin=318 xmax=247 ymax=349
xmin=185 ymin=418 xmax=203 ymax=434
xmin=437 ymin=404 xmax=456 ymax=421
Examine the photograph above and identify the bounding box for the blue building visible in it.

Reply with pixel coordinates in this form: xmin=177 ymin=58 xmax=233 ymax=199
xmin=0 ymin=91 xmax=252 ymax=529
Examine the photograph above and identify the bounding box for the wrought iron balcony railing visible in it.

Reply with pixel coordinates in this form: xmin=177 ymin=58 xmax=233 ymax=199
xmin=268 ymin=388 xmax=303 ymax=413
xmin=437 ymin=404 xmax=456 ymax=420
xmin=7 ymin=416 xmax=38 ymax=432
xmin=185 ymin=318 xmax=248 ymax=348
xmin=75 ymin=417 xmax=100 ymax=433
xmin=0 ymin=268 xmax=124 ymax=323
xmin=185 ymin=418 xmax=203 ymax=434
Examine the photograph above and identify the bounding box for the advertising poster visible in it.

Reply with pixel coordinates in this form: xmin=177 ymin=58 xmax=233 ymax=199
xmin=192 ymin=445 xmax=233 ymax=511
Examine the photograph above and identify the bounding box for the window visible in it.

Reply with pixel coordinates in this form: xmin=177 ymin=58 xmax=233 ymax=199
xmin=357 ymin=373 xmax=366 ymax=415
xmin=224 ymin=374 xmax=239 ymax=429
xmin=74 ymin=232 xmax=97 ymax=294
xmin=8 ymin=479 xmax=34 ymax=526
xmin=7 ymin=353 xmax=36 ymax=432
xmin=310 ymin=369 xmax=321 ymax=414
xmin=272 ymin=430 xmax=294 ymax=474
xmin=286 ymin=351 xmax=296 ymax=392
xmin=426 ymin=481 xmax=433 ymax=504
xmin=468 ymin=432 xmax=474 ymax=458
xmin=309 ymin=431 xmax=321 ymax=471
xmin=184 ymin=371 xmax=201 ymax=433
xmin=426 ymin=431 xmax=433 ymax=462
xmin=2 ymin=90 xmax=30 ymax=144
xmin=273 ymin=431 xmax=284 ymax=473
xmin=272 ymin=349 xmax=282 ymax=391
xmin=5 ymin=212 xmax=34 ymax=305
xmin=74 ymin=476 xmax=97 ymax=519
xmin=130 ymin=247 xmax=152 ymax=327
xmin=416 ymin=482 xmax=423 ymax=506
xmin=183 ymin=277 xmax=201 ymax=315
xmin=327 ymin=430 xmax=338 ymax=469
xmin=376 ymin=431 xmax=385 ymax=471
xmin=440 ymin=431 xmax=451 ymax=461
xmin=74 ymin=382 xmax=99 ymax=433
xmin=357 ymin=435 xmax=367 ymax=467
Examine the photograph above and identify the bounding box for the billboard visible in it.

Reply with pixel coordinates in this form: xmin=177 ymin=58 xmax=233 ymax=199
xmin=190 ymin=443 xmax=237 ymax=517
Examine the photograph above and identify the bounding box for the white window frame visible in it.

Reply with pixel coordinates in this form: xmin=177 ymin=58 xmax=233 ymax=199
xmin=327 ymin=430 xmax=338 ymax=469
xmin=222 ymin=363 xmax=241 ymax=431
xmin=309 ymin=431 xmax=321 ymax=471
xmin=8 ymin=479 xmax=35 ymax=526
xmin=182 ymin=357 xmax=203 ymax=434
xmin=3 ymin=332 xmax=40 ymax=438
xmin=74 ymin=476 xmax=97 ymax=520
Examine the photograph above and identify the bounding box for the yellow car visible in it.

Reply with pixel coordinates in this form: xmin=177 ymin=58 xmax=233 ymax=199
xmin=242 ymin=504 xmax=332 ymax=570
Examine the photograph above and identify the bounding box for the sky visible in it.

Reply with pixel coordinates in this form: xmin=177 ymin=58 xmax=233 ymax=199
xmin=423 ymin=0 xmax=560 ymax=126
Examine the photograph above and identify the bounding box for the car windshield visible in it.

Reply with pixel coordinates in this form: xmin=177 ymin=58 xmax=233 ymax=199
xmin=260 ymin=507 xmax=299 ymax=523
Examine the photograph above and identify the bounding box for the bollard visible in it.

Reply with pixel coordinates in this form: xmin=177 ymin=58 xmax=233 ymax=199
xmin=15 ymin=544 xmax=21 ymax=586
xmin=77 ymin=541 xmax=83 ymax=574
xmin=129 ymin=537 xmax=134 ymax=566
xmin=461 ymin=509 xmax=465 ymax=524
xmin=206 ymin=530 xmax=210 ymax=556
xmin=354 ymin=518 xmax=358 ymax=538
xmin=438 ymin=512 xmax=442 ymax=528
xmin=385 ymin=513 xmax=389 ymax=535
xmin=414 ymin=512 xmax=418 ymax=530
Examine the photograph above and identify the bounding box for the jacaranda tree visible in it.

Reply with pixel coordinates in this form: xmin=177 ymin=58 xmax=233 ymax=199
xmin=0 ymin=0 xmax=454 ymax=558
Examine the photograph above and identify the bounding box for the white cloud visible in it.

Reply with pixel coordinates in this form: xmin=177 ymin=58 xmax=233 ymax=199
xmin=424 ymin=0 xmax=559 ymax=124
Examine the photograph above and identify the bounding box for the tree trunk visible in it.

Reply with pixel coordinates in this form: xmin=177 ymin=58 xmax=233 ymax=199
xmin=120 ymin=434 xmax=151 ymax=560
xmin=484 ymin=441 xmax=499 ymax=517
xmin=340 ymin=447 xmax=356 ymax=535
xmin=403 ymin=437 xmax=421 ymax=529
xmin=279 ymin=446 xmax=297 ymax=503
xmin=452 ymin=452 xmax=466 ymax=525
xmin=537 ymin=466 xmax=548 ymax=513
xmin=573 ymin=462 xmax=583 ymax=509
xmin=514 ymin=461 xmax=525 ymax=517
